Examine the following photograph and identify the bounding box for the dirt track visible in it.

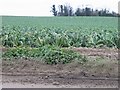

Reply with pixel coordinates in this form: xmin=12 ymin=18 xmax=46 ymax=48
xmin=2 ymin=75 xmax=118 ymax=88
xmin=1 ymin=47 xmax=119 ymax=88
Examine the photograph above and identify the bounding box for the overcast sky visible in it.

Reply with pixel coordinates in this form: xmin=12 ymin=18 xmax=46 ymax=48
xmin=0 ymin=0 xmax=119 ymax=16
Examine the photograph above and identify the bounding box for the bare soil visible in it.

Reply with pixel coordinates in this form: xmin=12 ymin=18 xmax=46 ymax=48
xmin=71 ymin=47 xmax=118 ymax=59
xmin=1 ymin=47 xmax=119 ymax=88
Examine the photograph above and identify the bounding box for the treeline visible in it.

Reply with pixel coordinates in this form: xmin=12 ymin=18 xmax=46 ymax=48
xmin=51 ymin=4 xmax=120 ymax=17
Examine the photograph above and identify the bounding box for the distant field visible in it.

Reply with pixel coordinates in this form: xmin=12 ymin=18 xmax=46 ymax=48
xmin=2 ymin=16 xmax=118 ymax=30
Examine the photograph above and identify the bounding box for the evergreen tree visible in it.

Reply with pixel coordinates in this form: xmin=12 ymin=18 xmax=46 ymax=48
xmin=52 ymin=5 xmax=57 ymax=16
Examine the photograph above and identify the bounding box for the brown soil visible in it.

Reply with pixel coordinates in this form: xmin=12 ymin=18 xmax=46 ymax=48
xmin=0 ymin=46 xmax=8 ymax=52
xmin=1 ymin=47 xmax=119 ymax=88
xmin=71 ymin=47 xmax=118 ymax=59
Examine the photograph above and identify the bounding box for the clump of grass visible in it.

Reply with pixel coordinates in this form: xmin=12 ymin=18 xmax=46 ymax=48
xmin=2 ymin=45 xmax=87 ymax=64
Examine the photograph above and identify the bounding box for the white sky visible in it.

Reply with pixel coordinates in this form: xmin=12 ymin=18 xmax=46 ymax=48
xmin=0 ymin=0 xmax=119 ymax=16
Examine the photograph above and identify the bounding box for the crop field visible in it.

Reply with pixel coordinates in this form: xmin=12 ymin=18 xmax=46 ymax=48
xmin=1 ymin=16 xmax=119 ymax=63
xmin=2 ymin=16 xmax=118 ymax=47
xmin=1 ymin=16 xmax=119 ymax=88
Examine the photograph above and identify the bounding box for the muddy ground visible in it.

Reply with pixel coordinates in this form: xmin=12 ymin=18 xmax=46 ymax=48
xmin=1 ymin=47 xmax=119 ymax=88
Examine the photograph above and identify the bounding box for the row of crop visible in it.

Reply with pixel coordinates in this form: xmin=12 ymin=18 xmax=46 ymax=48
xmin=1 ymin=26 xmax=119 ymax=48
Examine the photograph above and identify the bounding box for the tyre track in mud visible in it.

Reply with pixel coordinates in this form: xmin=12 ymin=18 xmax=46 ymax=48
xmin=1 ymin=73 xmax=118 ymax=81
xmin=2 ymin=74 xmax=118 ymax=88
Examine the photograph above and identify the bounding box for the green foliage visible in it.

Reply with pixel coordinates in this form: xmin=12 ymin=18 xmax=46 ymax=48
xmin=1 ymin=16 xmax=118 ymax=64
xmin=2 ymin=45 xmax=87 ymax=64
xmin=1 ymin=25 xmax=118 ymax=48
